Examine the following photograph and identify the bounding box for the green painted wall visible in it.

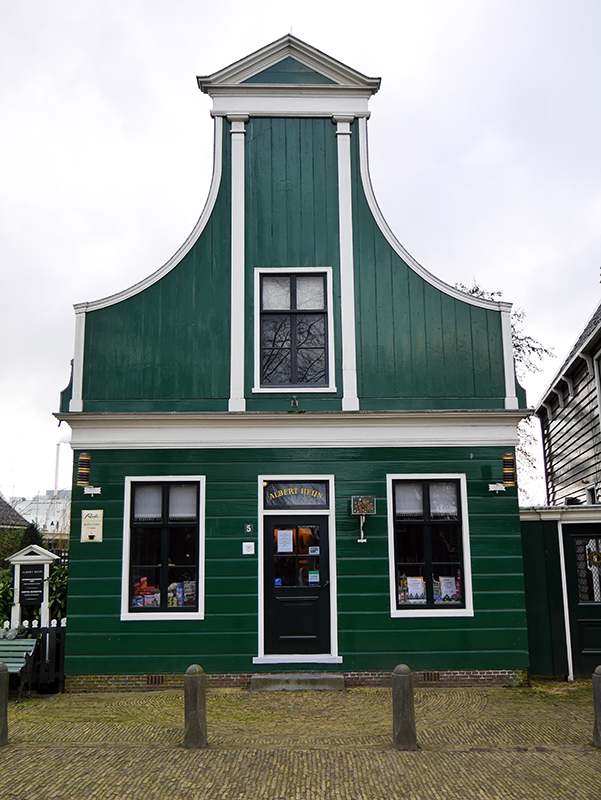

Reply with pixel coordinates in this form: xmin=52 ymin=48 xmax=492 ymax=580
xmin=520 ymin=520 xmax=569 ymax=676
xmin=81 ymin=121 xmax=232 ymax=412
xmin=350 ymin=122 xmax=507 ymax=410
xmin=66 ymin=445 xmax=527 ymax=675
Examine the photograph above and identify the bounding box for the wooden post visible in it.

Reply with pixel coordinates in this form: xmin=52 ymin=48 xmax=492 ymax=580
xmin=0 ymin=663 xmax=8 ymax=746
xmin=593 ymin=665 xmax=601 ymax=748
xmin=184 ymin=664 xmax=207 ymax=748
xmin=392 ymin=664 xmax=418 ymax=751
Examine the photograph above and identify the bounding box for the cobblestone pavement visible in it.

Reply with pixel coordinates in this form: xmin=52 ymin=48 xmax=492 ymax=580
xmin=2 ymin=680 xmax=599 ymax=799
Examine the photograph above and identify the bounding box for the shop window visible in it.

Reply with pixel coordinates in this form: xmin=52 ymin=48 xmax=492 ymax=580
xmin=121 ymin=477 xmax=205 ymax=620
xmin=387 ymin=475 xmax=473 ymax=617
xmin=254 ymin=269 xmax=336 ymax=392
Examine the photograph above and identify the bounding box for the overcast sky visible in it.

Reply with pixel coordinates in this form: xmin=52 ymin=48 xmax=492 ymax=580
xmin=1 ymin=0 xmax=599 ymax=502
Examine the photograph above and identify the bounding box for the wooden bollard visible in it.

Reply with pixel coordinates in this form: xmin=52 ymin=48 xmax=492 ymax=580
xmin=392 ymin=664 xmax=417 ymax=751
xmin=184 ymin=664 xmax=207 ymax=748
xmin=0 ymin=663 xmax=8 ymax=747
xmin=593 ymin=665 xmax=601 ymax=748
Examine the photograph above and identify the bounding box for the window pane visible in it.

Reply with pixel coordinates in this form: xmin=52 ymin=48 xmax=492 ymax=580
xmin=263 ymin=277 xmax=290 ymax=310
xmin=395 ymin=525 xmax=425 ymax=562
xmin=274 ymin=557 xmax=297 ymax=586
xmin=298 ymin=557 xmax=320 ymax=586
xmin=167 ymin=572 xmax=197 ymax=607
xmin=430 ymin=482 xmax=458 ymax=518
xmin=395 ymin=482 xmax=423 ymax=518
xmin=433 ymin=569 xmax=462 ymax=604
xmin=296 ymin=276 xmax=324 ymax=310
xmin=297 ymin=526 xmax=320 ymax=555
xmin=297 ymin=349 xmax=326 ymax=384
xmin=134 ymin=485 xmax=162 ymax=521
xmin=431 ymin=525 xmax=461 ymax=562
xmin=168 ymin=527 xmax=198 ymax=565
xmin=169 ymin=485 xmax=197 ymax=520
xmin=131 ymin=568 xmax=161 ymax=608
xmin=296 ymin=314 xmax=325 ymax=347
xmin=261 ymin=315 xmax=292 ymax=384
xmin=574 ymin=537 xmax=601 ymax=602
xmin=130 ymin=527 xmax=161 ymax=566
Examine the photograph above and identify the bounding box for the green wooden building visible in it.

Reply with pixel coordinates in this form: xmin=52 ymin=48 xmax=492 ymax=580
xmin=57 ymin=36 xmax=529 ymax=685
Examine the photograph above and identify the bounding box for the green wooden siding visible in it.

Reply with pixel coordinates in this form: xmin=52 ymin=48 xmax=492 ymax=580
xmin=244 ymin=116 xmax=343 ymax=410
xmin=243 ymin=57 xmax=336 ymax=85
xmin=81 ymin=121 xmax=232 ymax=412
xmin=66 ymin=445 xmax=527 ymax=675
xmin=350 ymin=122 xmax=506 ymax=410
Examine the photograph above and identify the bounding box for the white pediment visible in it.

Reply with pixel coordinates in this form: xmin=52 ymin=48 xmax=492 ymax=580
xmin=8 ymin=544 xmax=59 ymax=565
xmin=197 ymin=34 xmax=380 ymax=95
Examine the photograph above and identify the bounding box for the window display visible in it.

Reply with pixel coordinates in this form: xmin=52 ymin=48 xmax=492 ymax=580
xmin=129 ymin=482 xmax=199 ymax=613
xmin=393 ymin=478 xmax=464 ymax=610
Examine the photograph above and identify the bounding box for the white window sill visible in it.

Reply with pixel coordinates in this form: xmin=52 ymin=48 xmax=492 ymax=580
xmin=252 ymin=386 xmax=337 ymax=394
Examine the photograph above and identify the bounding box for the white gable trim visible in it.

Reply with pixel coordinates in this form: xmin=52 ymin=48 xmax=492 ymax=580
xmin=73 ymin=116 xmax=224 ymax=315
xmin=357 ymin=118 xmax=512 ymax=315
xmin=197 ymin=34 xmax=381 ymax=91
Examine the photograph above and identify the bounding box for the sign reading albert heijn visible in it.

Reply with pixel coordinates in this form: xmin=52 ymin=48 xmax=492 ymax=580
xmin=264 ymin=482 xmax=329 ymax=509
xmin=19 ymin=564 xmax=45 ymax=606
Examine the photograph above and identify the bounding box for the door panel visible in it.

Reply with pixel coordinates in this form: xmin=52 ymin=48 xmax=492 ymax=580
xmin=264 ymin=516 xmax=330 ymax=655
xmin=563 ymin=524 xmax=601 ymax=675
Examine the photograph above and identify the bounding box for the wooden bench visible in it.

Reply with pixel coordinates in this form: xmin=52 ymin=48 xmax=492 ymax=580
xmin=0 ymin=638 xmax=38 ymax=701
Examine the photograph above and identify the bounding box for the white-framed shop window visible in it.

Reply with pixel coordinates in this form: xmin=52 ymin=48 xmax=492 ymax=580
xmin=253 ymin=267 xmax=336 ymax=393
xmin=120 ymin=475 xmax=206 ymax=621
xmin=386 ymin=473 xmax=473 ymax=618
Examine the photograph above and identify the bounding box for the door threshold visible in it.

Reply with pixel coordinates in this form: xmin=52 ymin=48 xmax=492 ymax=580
xmin=250 ymin=672 xmax=345 ymax=691
xmin=253 ymin=655 xmax=343 ymax=665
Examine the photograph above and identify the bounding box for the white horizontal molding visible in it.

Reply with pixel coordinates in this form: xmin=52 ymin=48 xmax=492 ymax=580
xmin=520 ymin=506 xmax=601 ymax=523
xmin=211 ymin=94 xmax=371 ymax=118
xmin=56 ymin=410 xmax=526 ymax=450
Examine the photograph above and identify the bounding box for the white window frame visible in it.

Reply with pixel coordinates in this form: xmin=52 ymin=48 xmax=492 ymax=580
xmin=386 ymin=473 xmax=474 ymax=619
xmin=253 ymin=473 xmax=342 ymax=664
xmin=253 ymin=266 xmax=337 ymax=393
xmin=120 ymin=475 xmax=206 ymax=622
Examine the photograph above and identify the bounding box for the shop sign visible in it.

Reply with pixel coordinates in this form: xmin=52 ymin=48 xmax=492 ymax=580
xmin=264 ymin=481 xmax=328 ymax=509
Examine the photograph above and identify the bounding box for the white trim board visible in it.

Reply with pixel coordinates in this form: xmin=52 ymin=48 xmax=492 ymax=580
xmin=57 ymin=409 xmax=526 ymax=451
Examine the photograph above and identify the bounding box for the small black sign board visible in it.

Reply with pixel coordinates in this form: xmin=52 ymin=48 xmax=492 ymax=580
xmin=20 ymin=564 xmax=44 ymax=606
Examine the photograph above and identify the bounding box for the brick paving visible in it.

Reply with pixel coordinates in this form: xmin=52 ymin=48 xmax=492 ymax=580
xmin=2 ymin=680 xmax=600 ymax=799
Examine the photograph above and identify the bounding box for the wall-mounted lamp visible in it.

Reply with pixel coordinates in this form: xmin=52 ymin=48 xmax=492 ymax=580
xmin=502 ymin=453 xmax=516 ymax=487
xmin=351 ymin=495 xmax=376 ymax=543
xmin=77 ymin=452 xmax=91 ymax=487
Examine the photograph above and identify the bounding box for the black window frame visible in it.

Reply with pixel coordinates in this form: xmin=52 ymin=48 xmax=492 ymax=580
xmin=128 ymin=481 xmax=200 ymax=614
xmin=392 ymin=478 xmax=465 ymax=611
xmin=259 ymin=272 xmax=328 ymax=388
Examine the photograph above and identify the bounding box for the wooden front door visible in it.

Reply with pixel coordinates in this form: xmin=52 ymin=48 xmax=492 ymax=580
xmin=264 ymin=516 xmax=330 ymax=655
xmin=563 ymin=524 xmax=601 ymax=675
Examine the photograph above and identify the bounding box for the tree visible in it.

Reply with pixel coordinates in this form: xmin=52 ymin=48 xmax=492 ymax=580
xmin=455 ymin=282 xmax=554 ymax=504
xmin=19 ymin=522 xmax=45 ymax=550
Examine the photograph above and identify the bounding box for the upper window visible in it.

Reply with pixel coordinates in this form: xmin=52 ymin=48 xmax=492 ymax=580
xmin=387 ymin=475 xmax=473 ymax=618
xmin=121 ymin=477 xmax=205 ymax=621
xmin=254 ymin=269 xmax=336 ymax=393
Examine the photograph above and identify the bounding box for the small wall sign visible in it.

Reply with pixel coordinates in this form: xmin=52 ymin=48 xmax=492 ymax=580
xmin=20 ymin=565 xmax=45 ymax=606
xmin=351 ymin=496 xmax=376 ymax=515
xmin=81 ymin=509 xmax=104 ymax=542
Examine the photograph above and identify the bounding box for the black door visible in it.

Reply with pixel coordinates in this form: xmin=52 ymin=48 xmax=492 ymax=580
xmin=563 ymin=524 xmax=601 ymax=675
xmin=264 ymin=516 xmax=330 ymax=655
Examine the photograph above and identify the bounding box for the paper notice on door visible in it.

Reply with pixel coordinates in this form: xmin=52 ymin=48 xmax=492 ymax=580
xmin=277 ymin=529 xmax=294 ymax=553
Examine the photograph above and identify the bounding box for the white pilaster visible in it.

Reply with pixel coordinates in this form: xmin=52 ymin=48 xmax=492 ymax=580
xmin=501 ymin=309 xmax=519 ymax=410
xmin=69 ymin=311 xmax=86 ymax=412
xmin=229 ymin=115 xmax=248 ymax=412
xmin=334 ymin=115 xmax=359 ymax=412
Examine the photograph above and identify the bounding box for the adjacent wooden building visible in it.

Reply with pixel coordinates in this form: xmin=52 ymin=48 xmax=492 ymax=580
xmin=57 ymin=36 xmax=529 ymax=684
xmin=521 ymin=301 xmax=601 ymax=678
